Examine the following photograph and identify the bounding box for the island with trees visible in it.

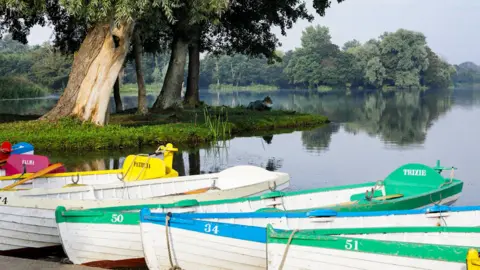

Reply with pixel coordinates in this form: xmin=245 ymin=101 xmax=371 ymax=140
xmin=0 ymin=0 xmax=477 ymax=151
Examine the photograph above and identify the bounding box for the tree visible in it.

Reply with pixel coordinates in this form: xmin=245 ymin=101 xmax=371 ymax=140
xmin=421 ymin=47 xmax=455 ymax=89
xmin=379 ymin=29 xmax=429 ymax=88
xmin=342 ymin=39 xmax=361 ymax=51
xmin=113 ymin=77 xmax=123 ymax=112
xmin=284 ymin=25 xmax=345 ymax=88
xmin=1 ymin=0 xmax=225 ymax=124
xmin=36 ymin=1 xmax=152 ymax=124
xmin=151 ymin=1 xmax=231 ymax=111
xmin=133 ymin=29 xmax=148 ymax=115
xmin=184 ymin=24 xmax=202 ymax=107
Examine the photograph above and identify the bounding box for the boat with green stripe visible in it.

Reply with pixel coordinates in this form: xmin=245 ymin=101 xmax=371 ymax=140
xmin=137 ymin=205 xmax=480 ymax=270
xmin=267 ymin=223 xmax=480 ymax=269
xmin=55 ymin=160 xmax=463 ymax=268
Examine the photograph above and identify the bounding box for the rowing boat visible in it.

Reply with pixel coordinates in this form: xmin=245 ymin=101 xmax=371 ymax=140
xmin=139 ymin=205 xmax=480 ymax=270
xmin=0 ymin=143 xmax=181 ymax=189
xmin=54 ymin=160 xmax=463 ymax=268
xmin=0 ymin=177 xmax=283 ymax=256
xmin=267 ymin=222 xmax=480 ymax=270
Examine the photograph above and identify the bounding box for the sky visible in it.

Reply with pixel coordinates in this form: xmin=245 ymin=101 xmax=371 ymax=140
xmin=26 ymin=0 xmax=480 ymax=65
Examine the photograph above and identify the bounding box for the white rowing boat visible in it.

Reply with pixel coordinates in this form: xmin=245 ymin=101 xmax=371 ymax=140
xmin=139 ymin=205 xmax=480 ymax=270
xmin=54 ymin=161 xmax=464 ymax=268
xmin=0 ymin=177 xmax=284 ymax=255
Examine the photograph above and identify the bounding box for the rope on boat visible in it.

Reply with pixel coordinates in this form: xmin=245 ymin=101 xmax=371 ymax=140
xmin=268 ymin=180 xmax=277 ymax=192
xmin=439 ymin=167 xmax=455 ymax=188
xmin=165 ymin=213 xmax=182 ymax=270
xmin=117 ymin=154 xmax=149 ymax=199
xmin=278 ymin=229 xmax=299 ymax=270
xmin=365 ymin=180 xmax=383 ymax=201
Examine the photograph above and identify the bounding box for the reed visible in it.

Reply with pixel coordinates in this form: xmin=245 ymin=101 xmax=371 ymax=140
xmin=203 ymin=106 xmax=232 ymax=143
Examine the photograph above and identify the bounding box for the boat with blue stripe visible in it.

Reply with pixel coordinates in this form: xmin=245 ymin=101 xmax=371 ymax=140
xmin=139 ymin=205 xmax=480 ymax=270
xmin=54 ymin=160 xmax=464 ymax=268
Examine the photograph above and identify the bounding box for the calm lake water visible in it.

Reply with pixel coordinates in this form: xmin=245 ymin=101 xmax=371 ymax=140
xmin=1 ymin=88 xmax=480 ymax=206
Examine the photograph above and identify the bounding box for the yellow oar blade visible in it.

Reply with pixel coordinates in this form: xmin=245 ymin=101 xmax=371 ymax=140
xmin=181 ymin=187 xmax=211 ymax=195
xmin=2 ymin=163 xmax=64 ymax=190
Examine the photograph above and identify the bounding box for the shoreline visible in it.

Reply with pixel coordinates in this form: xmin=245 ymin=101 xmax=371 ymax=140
xmin=0 ymin=107 xmax=329 ymax=151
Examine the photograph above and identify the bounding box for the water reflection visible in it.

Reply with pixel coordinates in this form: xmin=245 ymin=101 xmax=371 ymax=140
xmin=3 ymin=88 xmax=480 ymax=205
xmin=302 ymin=124 xmax=340 ymax=153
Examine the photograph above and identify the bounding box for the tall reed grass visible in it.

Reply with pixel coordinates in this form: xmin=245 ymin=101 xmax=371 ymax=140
xmin=203 ymin=106 xmax=232 ymax=143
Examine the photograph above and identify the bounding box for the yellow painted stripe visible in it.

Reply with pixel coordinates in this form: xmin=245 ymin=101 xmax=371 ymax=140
xmin=0 ymin=169 xmax=122 ymax=181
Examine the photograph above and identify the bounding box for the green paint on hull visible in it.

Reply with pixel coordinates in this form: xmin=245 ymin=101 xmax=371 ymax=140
xmin=55 ymin=162 xmax=464 ymax=226
xmin=267 ymin=225 xmax=480 ymax=263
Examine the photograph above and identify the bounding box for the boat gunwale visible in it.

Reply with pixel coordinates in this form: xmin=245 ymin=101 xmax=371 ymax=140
xmin=56 ymin=179 xmax=463 ymax=220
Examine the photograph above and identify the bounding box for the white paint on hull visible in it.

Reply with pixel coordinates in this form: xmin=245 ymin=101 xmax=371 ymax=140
xmin=58 ymin=223 xmax=142 ymax=265
xmin=141 ymin=223 xmax=265 ymax=270
xmin=140 ymin=207 xmax=480 ymax=269
xmin=267 ymin=243 xmax=465 ymax=270
xmin=0 ymin=205 xmax=58 ymax=251
xmin=10 ymin=166 xmax=289 ymax=201
xmin=0 ymin=172 xmax=121 ymax=189
xmin=0 ymin=178 xmax=282 ymax=253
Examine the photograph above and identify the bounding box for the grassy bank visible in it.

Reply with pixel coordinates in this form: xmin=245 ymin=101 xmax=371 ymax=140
xmin=0 ymin=107 xmax=329 ymax=151
xmin=208 ymin=84 xmax=278 ymax=93
xmin=119 ymin=83 xmax=160 ymax=94
xmin=0 ymin=76 xmax=50 ymax=99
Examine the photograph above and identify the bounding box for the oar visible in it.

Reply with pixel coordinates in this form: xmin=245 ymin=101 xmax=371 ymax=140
xmin=320 ymin=194 xmax=404 ymax=209
xmin=1 ymin=163 xmax=63 ymax=190
xmin=181 ymin=187 xmax=212 ymax=195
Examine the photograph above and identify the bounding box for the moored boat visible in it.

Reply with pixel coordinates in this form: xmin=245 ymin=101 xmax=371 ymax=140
xmin=54 ymin=160 xmax=464 ymax=268
xmin=0 ymin=143 xmax=181 ymax=188
xmin=139 ymin=205 xmax=480 ymax=270
xmin=17 ymin=160 xmax=463 ymax=204
xmin=0 ymin=178 xmax=281 ymax=257
xmin=267 ymin=224 xmax=480 ymax=270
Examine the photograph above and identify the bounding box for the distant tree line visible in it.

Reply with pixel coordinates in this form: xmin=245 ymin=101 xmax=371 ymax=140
xmin=1 ymin=26 xmax=480 ymax=98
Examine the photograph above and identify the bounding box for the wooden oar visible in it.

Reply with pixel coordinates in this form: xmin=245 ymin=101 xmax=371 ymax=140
xmin=320 ymin=194 xmax=404 ymax=209
xmin=181 ymin=187 xmax=212 ymax=195
xmin=371 ymin=194 xmax=404 ymax=201
xmin=1 ymin=163 xmax=63 ymax=190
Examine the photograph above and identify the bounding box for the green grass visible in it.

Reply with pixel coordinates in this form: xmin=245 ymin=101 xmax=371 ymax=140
xmin=317 ymin=85 xmax=333 ymax=92
xmin=208 ymin=84 xmax=278 ymax=93
xmin=0 ymin=107 xmax=329 ymax=151
xmin=119 ymin=83 xmax=160 ymax=94
xmin=0 ymin=76 xmax=50 ymax=99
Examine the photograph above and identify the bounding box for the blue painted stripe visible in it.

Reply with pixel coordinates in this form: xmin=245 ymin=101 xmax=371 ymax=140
xmin=140 ymin=208 xmax=266 ymax=243
xmin=143 ymin=204 xmax=480 ymax=221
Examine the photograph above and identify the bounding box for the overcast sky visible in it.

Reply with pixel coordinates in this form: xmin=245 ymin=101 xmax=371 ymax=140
xmin=27 ymin=0 xmax=480 ymax=65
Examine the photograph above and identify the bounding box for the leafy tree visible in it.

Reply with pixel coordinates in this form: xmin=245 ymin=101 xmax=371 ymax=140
xmin=342 ymin=39 xmax=361 ymax=51
xmin=452 ymin=62 xmax=480 ymax=86
xmin=379 ymin=29 xmax=429 ymax=88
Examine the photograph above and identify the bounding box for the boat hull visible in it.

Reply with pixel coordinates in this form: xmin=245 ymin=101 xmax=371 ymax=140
xmin=11 ymin=165 xmax=289 ymax=201
xmin=139 ymin=205 xmax=480 ymax=270
xmin=0 ymin=178 xmax=283 ymax=256
xmin=55 ymin=179 xmax=462 ymax=268
xmin=267 ymin=227 xmax=480 ymax=270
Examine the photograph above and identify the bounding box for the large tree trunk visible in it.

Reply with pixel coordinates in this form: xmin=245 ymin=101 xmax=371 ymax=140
xmin=151 ymin=30 xmax=188 ymax=112
xmin=134 ymin=30 xmax=148 ymax=115
xmin=184 ymin=27 xmax=201 ymax=108
xmin=40 ymin=21 xmax=134 ymax=125
xmin=113 ymin=76 xmax=123 ymax=113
